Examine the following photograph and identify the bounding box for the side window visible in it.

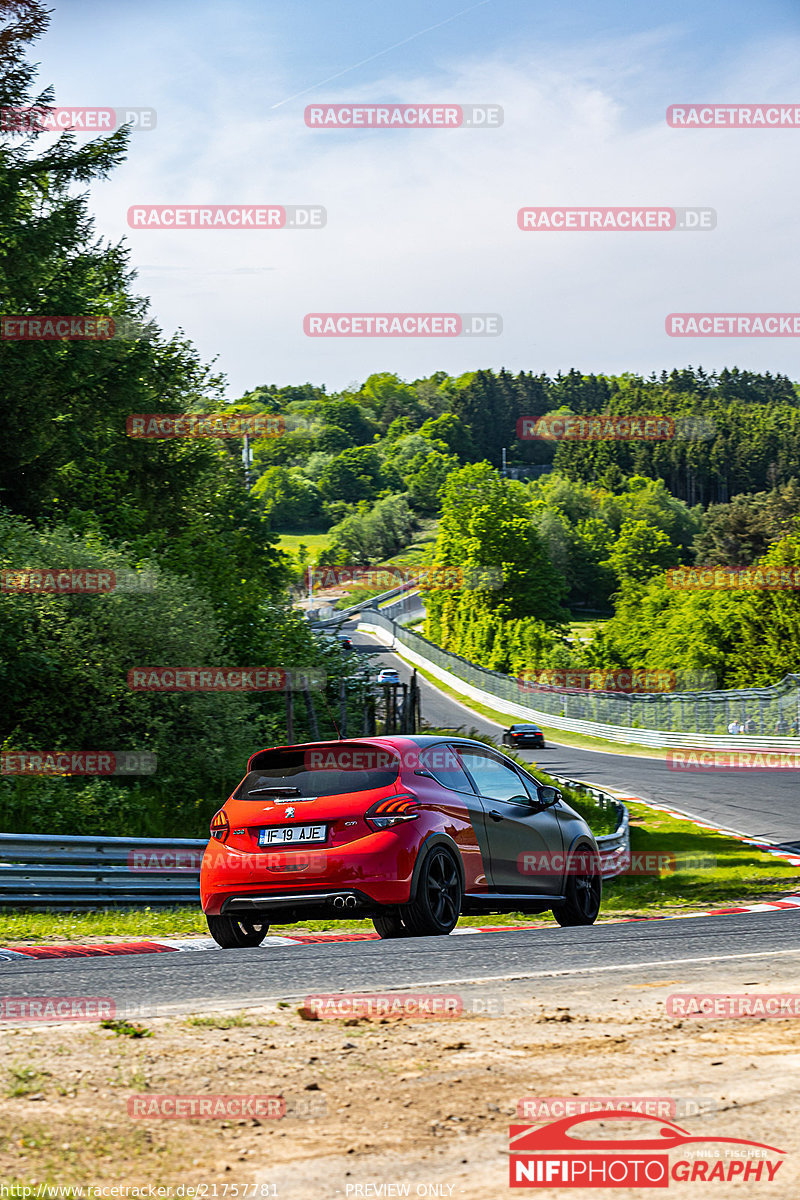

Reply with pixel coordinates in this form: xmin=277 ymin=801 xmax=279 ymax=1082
xmin=457 ymin=748 xmax=530 ymax=803
xmin=515 ymin=768 xmax=546 ymax=805
xmin=419 ymin=745 xmax=475 ymax=793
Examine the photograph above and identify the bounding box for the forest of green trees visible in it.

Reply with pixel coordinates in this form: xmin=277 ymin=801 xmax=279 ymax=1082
xmin=0 ymin=5 xmax=367 ymax=835
xmin=3 ymin=2 xmax=800 ymax=841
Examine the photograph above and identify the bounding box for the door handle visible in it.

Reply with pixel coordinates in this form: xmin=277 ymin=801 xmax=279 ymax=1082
xmin=489 ymin=810 xmax=503 ymax=822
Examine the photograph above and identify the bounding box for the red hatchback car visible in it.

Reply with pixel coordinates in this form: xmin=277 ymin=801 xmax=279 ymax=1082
xmin=200 ymin=735 xmax=601 ymax=947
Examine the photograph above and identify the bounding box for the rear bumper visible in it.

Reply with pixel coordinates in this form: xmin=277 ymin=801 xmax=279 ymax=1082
xmin=220 ymin=888 xmax=377 ymax=920
xmin=200 ymin=835 xmax=418 ymax=916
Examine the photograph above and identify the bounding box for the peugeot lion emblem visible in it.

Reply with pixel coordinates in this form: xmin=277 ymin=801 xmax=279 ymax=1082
xmin=285 ymin=807 xmax=295 ymax=818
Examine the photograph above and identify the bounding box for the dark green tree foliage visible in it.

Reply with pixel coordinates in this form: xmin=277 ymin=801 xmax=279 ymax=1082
xmin=527 ymin=473 xmax=700 ymax=610
xmin=251 ymin=466 xmax=326 ymax=530
xmin=589 ymin=531 xmax=800 ymax=689
xmin=0 ymin=511 xmax=369 ymax=833
xmin=0 ymin=513 xmax=268 ymax=832
xmin=692 ymin=481 xmax=800 ymax=566
xmin=323 ymin=494 xmax=416 ymax=564
xmin=0 ymin=7 xmax=366 ymax=835
xmin=318 ymin=446 xmax=398 ymax=502
xmin=0 ymin=4 xmax=229 ymax=540
xmin=424 ymin=464 xmax=570 ymax=670
xmin=314 ymin=400 xmax=376 ymax=445
xmin=0 ymin=2 xmax=287 ymax=644
xmin=316 ymin=425 xmax=354 ymax=454
xmin=551 ymin=368 xmax=800 ymax=505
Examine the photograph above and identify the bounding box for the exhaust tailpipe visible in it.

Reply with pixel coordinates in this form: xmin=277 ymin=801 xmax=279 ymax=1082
xmin=344 ymin=895 xmax=357 ymax=909
xmin=333 ymin=896 xmax=345 ymax=909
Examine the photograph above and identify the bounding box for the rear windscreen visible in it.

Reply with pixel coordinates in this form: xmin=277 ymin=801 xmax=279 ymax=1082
xmin=234 ymin=746 xmax=400 ymax=799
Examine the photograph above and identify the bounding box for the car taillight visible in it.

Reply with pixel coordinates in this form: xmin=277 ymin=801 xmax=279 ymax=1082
xmin=210 ymin=809 xmax=230 ymax=842
xmin=365 ymin=794 xmax=420 ymax=830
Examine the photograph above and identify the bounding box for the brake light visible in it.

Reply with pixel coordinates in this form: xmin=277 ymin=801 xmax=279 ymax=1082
xmin=365 ymin=794 xmax=420 ymax=830
xmin=210 ymin=809 xmax=230 ymax=842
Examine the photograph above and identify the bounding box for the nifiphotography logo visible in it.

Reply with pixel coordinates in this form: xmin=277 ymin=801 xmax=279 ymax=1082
xmin=509 ymin=1111 xmax=785 ymax=1187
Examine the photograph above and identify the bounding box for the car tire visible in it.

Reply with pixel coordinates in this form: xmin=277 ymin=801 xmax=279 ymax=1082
xmin=401 ymin=846 xmax=462 ymax=936
xmin=372 ymin=909 xmax=411 ymax=939
xmin=206 ymin=914 xmax=270 ymax=948
xmin=552 ymin=849 xmax=602 ymax=926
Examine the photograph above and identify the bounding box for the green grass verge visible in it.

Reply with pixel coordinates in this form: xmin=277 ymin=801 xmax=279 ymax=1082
xmin=568 ymin=616 xmax=609 ymax=643
xmin=0 ymin=908 xmax=209 ymax=942
xmin=2 ymin=799 xmax=797 ymax=942
xmin=605 ymin=797 xmax=800 ymax=917
xmin=333 ymin=526 xmax=439 ymax=610
xmin=275 ymin=530 xmax=332 ymax=556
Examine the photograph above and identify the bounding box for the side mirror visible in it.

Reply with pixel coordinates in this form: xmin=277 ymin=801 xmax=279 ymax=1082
xmin=537 ymin=785 xmax=561 ymax=808
xmin=414 ymin=768 xmax=434 ymax=778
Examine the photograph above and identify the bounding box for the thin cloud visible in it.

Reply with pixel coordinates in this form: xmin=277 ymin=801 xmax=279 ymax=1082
xmin=269 ymin=0 xmax=495 ymax=109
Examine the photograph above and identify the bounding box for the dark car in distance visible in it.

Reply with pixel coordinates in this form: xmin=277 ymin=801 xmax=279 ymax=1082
xmin=502 ymin=723 xmax=545 ymax=749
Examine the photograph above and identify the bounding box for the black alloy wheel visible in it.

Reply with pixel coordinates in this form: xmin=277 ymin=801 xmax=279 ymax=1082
xmin=372 ymin=909 xmax=411 ymax=938
xmin=552 ymin=850 xmax=602 ymax=926
xmin=206 ymin=914 xmax=271 ymax=947
xmin=402 ymin=846 xmax=462 ymax=936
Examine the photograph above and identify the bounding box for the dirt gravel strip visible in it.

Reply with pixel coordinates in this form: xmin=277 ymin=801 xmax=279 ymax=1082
xmin=3 ymin=958 xmax=800 ymax=1199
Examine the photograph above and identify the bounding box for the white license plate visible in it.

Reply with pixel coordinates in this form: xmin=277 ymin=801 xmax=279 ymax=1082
xmin=258 ymin=824 xmax=327 ymax=846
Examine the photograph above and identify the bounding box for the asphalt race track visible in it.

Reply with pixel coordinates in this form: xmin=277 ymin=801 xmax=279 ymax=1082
xmin=352 ymin=623 xmax=800 ymax=850
xmin=2 ymin=911 xmax=800 ymax=1015
xmin=4 ymin=622 xmax=800 ymax=1017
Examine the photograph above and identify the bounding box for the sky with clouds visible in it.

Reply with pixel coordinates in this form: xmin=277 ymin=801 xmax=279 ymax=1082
xmin=30 ymin=0 xmax=800 ymax=397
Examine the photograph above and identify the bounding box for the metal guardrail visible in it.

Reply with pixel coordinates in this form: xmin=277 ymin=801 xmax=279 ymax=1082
xmin=0 ymin=834 xmax=204 ymax=908
xmin=360 ymin=608 xmax=800 ymax=749
xmin=0 ymin=784 xmax=627 ymax=906
xmin=548 ymin=776 xmax=630 ymax=880
xmin=310 ymin=579 xmax=421 ymax=626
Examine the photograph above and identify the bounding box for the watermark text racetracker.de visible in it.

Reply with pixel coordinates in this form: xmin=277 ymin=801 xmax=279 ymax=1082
xmin=1 ymin=106 xmax=156 ymax=131
xmin=305 ymin=103 xmax=502 ymax=128
xmin=518 ymin=206 xmax=715 ymax=231
xmin=126 ymin=414 xmax=284 ymax=439
xmin=667 ymin=313 xmax=800 ymax=336
xmin=127 ymin=205 xmax=325 ymax=229
xmin=668 ymin=993 xmax=800 ymax=1018
xmin=668 ymin=749 xmax=800 ymax=771
xmin=128 ymin=1095 xmax=285 ymax=1119
xmin=667 ymin=565 xmax=800 ymax=590
xmin=518 ymin=668 xmax=717 ymax=694
xmin=517 ymin=413 xmax=716 ymax=441
xmin=303 ymin=313 xmax=501 ymax=337
xmin=517 ymin=849 xmax=716 ymax=877
xmin=1 ymin=751 xmax=157 ymax=776
xmin=517 ymin=1096 xmax=717 ymax=1120
xmin=129 ymin=847 xmax=327 ymax=875
xmin=299 ymin=992 xmax=502 ymax=1019
xmin=310 ymin=563 xmax=504 ymax=591
xmin=667 ymin=104 xmax=800 ymax=127
xmin=127 ymin=667 xmax=325 ymax=692
xmin=1 ymin=996 xmax=115 ymax=1021
xmin=2 ymin=568 xmax=156 ymax=594
xmin=1 ymin=315 xmax=156 ymax=341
